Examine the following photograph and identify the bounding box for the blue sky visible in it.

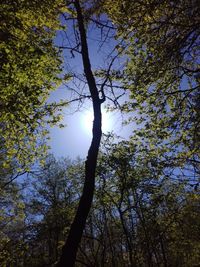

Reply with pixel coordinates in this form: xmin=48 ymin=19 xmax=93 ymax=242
xmin=49 ymin=88 xmax=134 ymax=159
xmin=48 ymin=15 xmax=134 ymax=159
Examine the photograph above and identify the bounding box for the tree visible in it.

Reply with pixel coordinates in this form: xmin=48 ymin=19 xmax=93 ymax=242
xmin=104 ymin=0 xmax=200 ymax=164
xmin=57 ymin=1 xmax=106 ymax=266
xmin=0 ymin=175 xmax=26 ymax=266
xmin=23 ymin=155 xmax=83 ymax=267
xmin=93 ymin=136 xmax=200 ymax=267
xmin=0 ymin=0 xmax=65 ymax=170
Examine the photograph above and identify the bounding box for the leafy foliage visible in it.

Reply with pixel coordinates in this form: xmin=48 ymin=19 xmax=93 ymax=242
xmin=0 ymin=144 xmax=199 ymax=267
xmin=80 ymin=137 xmax=200 ymax=267
xmin=104 ymin=0 xmax=200 ymax=162
xmin=0 ymin=178 xmax=26 ymax=267
xmin=24 ymin=156 xmax=79 ymax=266
xmin=0 ymin=0 xmax=65 ymax=169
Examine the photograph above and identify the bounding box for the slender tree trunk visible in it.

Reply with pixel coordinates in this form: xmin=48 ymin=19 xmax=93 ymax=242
xmin=57 ymin=1 xmax=104 ymax=266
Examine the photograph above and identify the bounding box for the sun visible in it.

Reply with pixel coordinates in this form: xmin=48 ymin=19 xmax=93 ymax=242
xmin=81 ymin=107 xmax=112 ymax=134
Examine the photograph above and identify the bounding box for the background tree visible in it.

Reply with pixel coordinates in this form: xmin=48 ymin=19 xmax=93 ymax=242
xmin=1 ymin=145 xmax=199 ymax=267
xmin=93 ymin=136 xmax=200 ymax=267
xmin=0 ymin=176 xmax=26 ymax=266
xmin=23 ymin=155 xmax=83 ymax=267
xmin=73 ymin=135 xmax=200 ymax=267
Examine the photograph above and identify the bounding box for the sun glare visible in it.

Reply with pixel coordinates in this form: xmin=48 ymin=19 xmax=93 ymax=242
xmin=81 ymin=107 xmax=112 ymax=134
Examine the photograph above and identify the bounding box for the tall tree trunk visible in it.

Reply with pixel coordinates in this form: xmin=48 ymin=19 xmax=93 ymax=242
xmin=57 ymin=0 xmax=104 ymax=266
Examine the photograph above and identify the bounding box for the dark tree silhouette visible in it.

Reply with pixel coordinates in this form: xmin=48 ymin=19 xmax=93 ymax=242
xmin=57 ymin=0 xmax=105 ymax=266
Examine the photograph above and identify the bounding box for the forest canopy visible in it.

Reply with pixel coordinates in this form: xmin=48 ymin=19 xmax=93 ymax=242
xmin=0 ymin=0 xmax=199 ymax=267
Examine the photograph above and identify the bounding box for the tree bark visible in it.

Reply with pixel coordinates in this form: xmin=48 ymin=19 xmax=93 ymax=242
xmin=57 ymin=1 xmax=104 ymax=266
